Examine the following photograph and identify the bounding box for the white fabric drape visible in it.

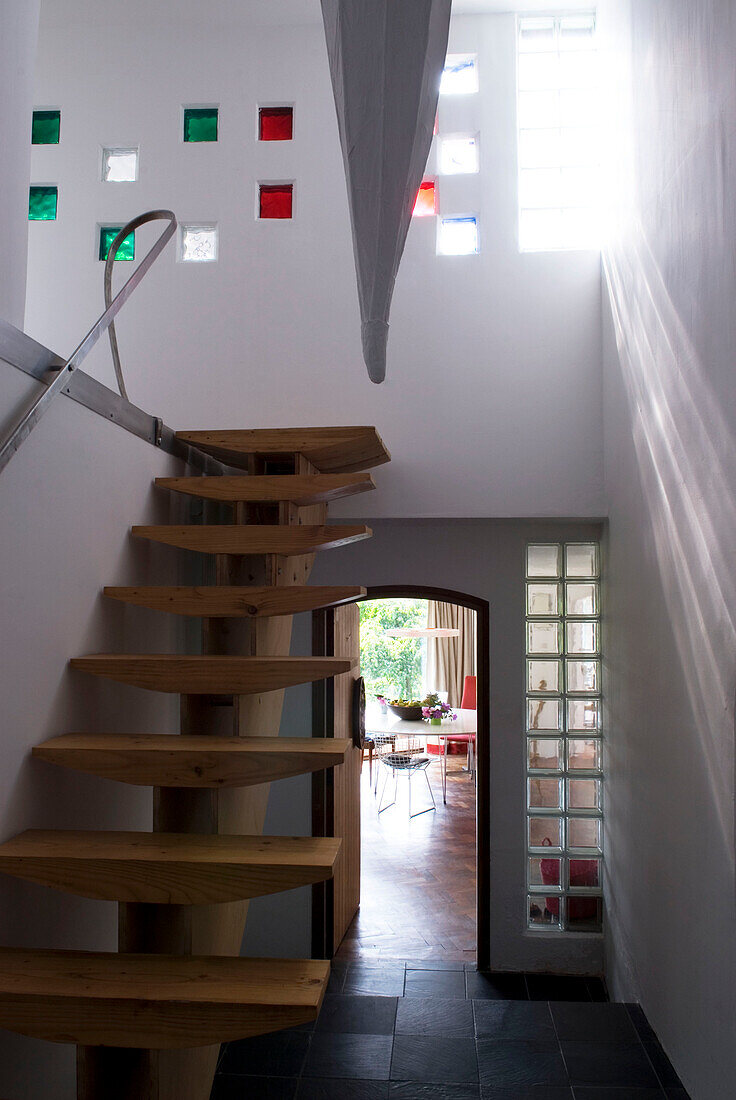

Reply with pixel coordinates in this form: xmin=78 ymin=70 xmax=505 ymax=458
xmin=425 ymin=602 xmax=477 ymax=708
xmin=320 ymin=0 xmax=452 ymax=383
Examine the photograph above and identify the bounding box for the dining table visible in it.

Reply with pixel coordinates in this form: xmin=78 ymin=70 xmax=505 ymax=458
xmin=364 ymin=702 xmax=477 ymax=804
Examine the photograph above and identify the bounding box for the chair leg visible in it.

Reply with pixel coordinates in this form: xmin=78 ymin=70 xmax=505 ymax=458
xmin=377 ymin=767 xmax=395 ymax=813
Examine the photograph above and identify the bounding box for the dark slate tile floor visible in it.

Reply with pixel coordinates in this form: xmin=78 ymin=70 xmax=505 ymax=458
xmin=211 ymin=962 xmax=691 ymax=1100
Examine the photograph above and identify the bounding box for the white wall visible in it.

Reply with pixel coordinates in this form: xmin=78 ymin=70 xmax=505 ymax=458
xmin=25 ymin=2 xmax=604 ymax=519
xmin=599 ymin=2 xmax=736 ymax=1097
xmin=0 ymin=0 xmax=40 ymax=326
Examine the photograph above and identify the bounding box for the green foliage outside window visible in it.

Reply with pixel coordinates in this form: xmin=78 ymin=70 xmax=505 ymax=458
xmin=359 ymin=598 xmax=428 ymax=701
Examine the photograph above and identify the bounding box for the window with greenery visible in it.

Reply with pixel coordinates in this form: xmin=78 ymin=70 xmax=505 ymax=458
xmin=358 ymin=598 xmax=428 ymax=701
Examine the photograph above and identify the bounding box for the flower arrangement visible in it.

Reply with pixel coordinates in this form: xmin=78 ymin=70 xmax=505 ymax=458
xmin=422 ymin=701 xmax=457 ymax=724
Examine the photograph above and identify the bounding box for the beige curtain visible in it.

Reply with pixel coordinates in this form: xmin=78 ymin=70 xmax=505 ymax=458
xmin=425 ymin=601 xmax=476 ymax=707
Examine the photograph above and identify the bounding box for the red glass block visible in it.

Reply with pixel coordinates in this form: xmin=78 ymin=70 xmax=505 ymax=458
xmin=259 ymin=184 xmax=293 ymax=219
xmin=413 ymin=180 xmax=437 ymax=217
xmin=259 ymin=106 xmax=293 ymax=141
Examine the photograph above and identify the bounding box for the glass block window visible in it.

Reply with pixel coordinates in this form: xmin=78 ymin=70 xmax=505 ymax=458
xmin=28 ymin=186 xmax=58 ymax=221
xmin=526 ymin=541 xmax=602 ymax=933
xmin=437 ymin=215 xmax=478 ymax=256
xmin=179 ymin=223 xmax=218 ymax=262
xmin=183 ymin=106 xmax=218 ymax=142
xmin=440 ymin=53 xmax=478 ymax=95
xmin=259 ymin=183 xmax=293 ymax=220
xmin=438 ymin=135 xmax=479 ymax=176
xmin=102 ymin=147 xmax=139 ymax=182
xmin=412 ymin=180 xmax=437 ymax=218
xmin=99 ymin=226 xmax=135 ymax=262
xmin=259 ymin=106 xmax=293 ymax=141
xmin=32 ymin=109 xmax=60 ymax=145
xmin=517 ymin=13 xmax=599 ymax=252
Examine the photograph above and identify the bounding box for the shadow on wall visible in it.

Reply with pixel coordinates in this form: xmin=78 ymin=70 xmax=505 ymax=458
xmin=604 ymin=230 xmax=736 ymax=875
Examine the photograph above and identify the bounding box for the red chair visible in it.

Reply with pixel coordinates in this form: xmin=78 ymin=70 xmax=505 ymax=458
xmin=446 ymin=675 xmax=476 ymax=774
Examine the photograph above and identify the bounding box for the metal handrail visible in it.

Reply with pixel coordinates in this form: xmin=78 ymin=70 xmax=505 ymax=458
xmin=0 ymin=209 xmax=177 ymax=476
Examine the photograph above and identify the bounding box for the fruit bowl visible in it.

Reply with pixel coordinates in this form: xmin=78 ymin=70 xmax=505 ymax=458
xmin=387 ymin=703 xmax=423 ymax=721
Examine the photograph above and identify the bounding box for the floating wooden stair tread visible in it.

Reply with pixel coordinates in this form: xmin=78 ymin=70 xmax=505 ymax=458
xmin=103 ymin=585 xmax=366 ymax=618
xmin=176 ymin=426 xmax=391 ymax=474
xmin=0 ymin=947 xmax=329 ymax=1048
xmin=131 ymin=524 xmax=372 ymax=555
xmin=69 ymin=655 xmax=354 ymax=694
xmin=155 ymin=473 xmax=375 ymax=504
xmin=33 ymin=735 xmax=352 ymax=788
xmin=0 ymin=830 xmax=341 ymax=904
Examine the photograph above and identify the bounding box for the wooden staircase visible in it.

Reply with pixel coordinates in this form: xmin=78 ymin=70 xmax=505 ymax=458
xmin=0 ymin=425 xmax=388 ymax=1099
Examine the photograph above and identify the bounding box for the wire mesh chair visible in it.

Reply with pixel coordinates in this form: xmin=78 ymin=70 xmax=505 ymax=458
xmin=377 ymin=741 xmax=436 ymax=818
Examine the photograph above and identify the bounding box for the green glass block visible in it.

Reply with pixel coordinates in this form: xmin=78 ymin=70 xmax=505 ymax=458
xmin=183 ymin=107 xmax=218 ymax=142
xmin=99 ymin=227 xmax=135 ymax=262
xmin=32 ymin=110 xmax=60 ymax=145
xmin=28 ymin=186 xmax=58 ymax=221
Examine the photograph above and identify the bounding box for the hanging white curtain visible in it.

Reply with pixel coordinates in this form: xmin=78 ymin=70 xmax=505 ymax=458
xmin=320 ymin=0 xmax=452 ymax=383
xmin=425 ymin=602 xmax=477 ymax=707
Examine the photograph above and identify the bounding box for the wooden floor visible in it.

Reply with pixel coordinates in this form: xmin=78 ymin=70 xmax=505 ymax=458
xmin=335 ymin=753 xmax=477 ymax=964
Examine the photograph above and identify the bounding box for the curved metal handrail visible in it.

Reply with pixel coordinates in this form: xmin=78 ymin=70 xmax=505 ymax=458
xmin=0 ymin=209 xmax=177 ymax=475
xmin=103 ymin=210 xmax=176 ymax=400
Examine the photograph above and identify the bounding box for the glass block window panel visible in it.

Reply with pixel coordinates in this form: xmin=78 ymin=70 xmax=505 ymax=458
xmin=259 ymin=183 xmax=293 ymax=220
xmin=412 ymin=180 xmax=437 ymax=217
xmin=102 ymin=147 xmax=139 ymax=182
xmin=528 ymin=738 xmax=563 ymax=772
xmin=28 ymin=186 xmax=57 ymax=221
xmin=180 ymin=224 xmax=218 ymax=262
xmin=529 ymin=815 xmax=562 ymax=849
xmin=32 ymin=109 xmax=60 ymax=145
xmin=438 ymin=135 xmax=479 ymax=175
xmin=566 ymin=582 xmax=599 ymax=617
xmin=516 ymin=14 xmax=599 ymax=252
xmin=183 ymin=106 xmax=218 ymax=142
xmin=527 ymin=544 xmax=562 ymax=578
xmin=527 ymin=659 xmax=561 ymax=694
xmin=437 ymin=215 xmax=479 ymax=255
xmin=527 ymin=582 xmax=560 ymax=617
xmin=526 ymin=539 xmax=602 ymax=932
xmin=440 ymin=53 xmax=478 ymax=95
xmin=259 ymin=106 xmax=293 ymax=141
xmin=99 ymin=226 xmax=135 ymax=262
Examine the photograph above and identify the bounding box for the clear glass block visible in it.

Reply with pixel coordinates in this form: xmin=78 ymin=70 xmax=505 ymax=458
xmin=561 ymin=206 xmax=600 ymax=250
xmin=412 ymin=180 xmax=437 ymax=217
xmin=567 ymin=738 xmax=601 ymax=771
xmin=519 ymin=129 xmax=562 ymax=169
xmin=527 ymin=582 xmax=561 ymax=616
xmin=565 ymin=543 xmax=599 ymax=577
xmin=560 ymin=88 xmax=598 ymax=128
xmin=527 ymin=697 xmax=561 ymax=732
xmin=529 ymin=894 xmax=561 ymax=929
xmin=99 ymin=226 xmax=135 ymax=261
xmin=559 ymin=14 xmax=596 ymax=51
xmin=529 ymin=856 xmax=561 ymax=887
xmin=440 ymin=53 xmax=478 ymax=95
xmin=527 ymin=659 xmax=561 ymax=694
xmin=32 ymin=109 xmax=60 ymax=145
xmin=520 ymin=207 xmax=563 ymax=252
xmin=568 ymin=777 xmax=601 ymax=811
xmin=567 ymin=697 xmax=600 ymax=732
xmin=518 ymin=90 xmax=560 ymax=129
xmin=559 ymin=127 xmax=599 ymax=167
xmin=528 ymin=737 xmax=562 ymax=771
xmin=518 ymin=16 xmax=556 ymax=53
xmin=527 ymin=544 xmax=562 ymax=578
xmin=567 ymin=895 xmax=602 ymax=932
xmin=566 ymin=621 xmax=599 ymax=655
xmin=527 ymin=621 xmax=562 ymax=655
xmin=570 ymin=857 xmax=600 ymax=889
xmin=518 ymin=52 xmax=560 ymax=92
xmin=437 ymin=216 xmax=479 ymax=255
xmin=438 ymin=135 xmax=479 ymax=175
xmin=183 ymin=106 xmax=218 ymax=142
xmin=102 ymin=147 xmax=138 ymax=182
xmin=180 ymin=224 xmax=218 ymax=262
xmin=520 ymin=167 xmax=562 ymax=208
xmin=566 ymin=659 xmax=600 ymax=693
xmin=28 ymin=186 xmax=57 ymax=221
xmin=559 ymin=165 xmax=598 ymax=206
xmin=566 ymin=582 xmax=599 ymax=616
xmin=559 ymin=51 xmax=598 ymax=90
xmin=528 ymin=776 xmax=563 ymax=810
xmin=529 ymin=814 xmax=562 ymax=849
xmin=568 ymin=815 xmax=601 ymax=851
